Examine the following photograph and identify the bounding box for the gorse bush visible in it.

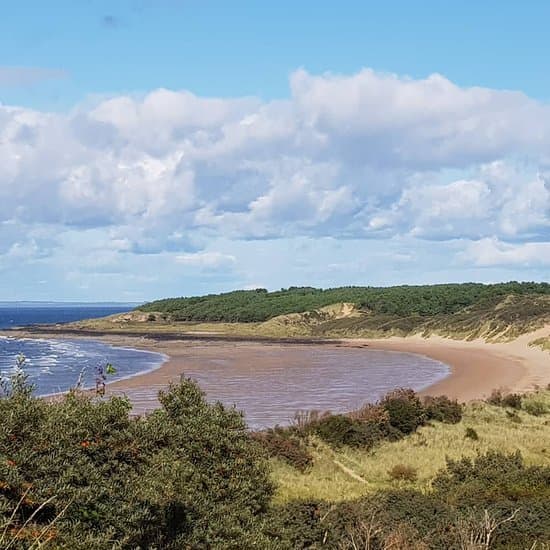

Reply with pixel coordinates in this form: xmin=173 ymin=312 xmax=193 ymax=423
xmin=251 ymin=428 xmax=313 ymax=472
xmin=0 ymin=375 xmax=273 ymax=549
xmin=423 ymin=395 xmax=463 ymax=424
xmin=380 ymin=388 xmax=426 ymax=435
xmin=522 ymin=398 xmax=548 ymax=416
xmin=487 ymin=389 xmax=523 ymax=409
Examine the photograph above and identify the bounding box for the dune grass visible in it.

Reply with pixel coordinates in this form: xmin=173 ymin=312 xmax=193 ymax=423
xmin=271 ymin=390 xmax=550 ymax=503
xmin=531 ymin=335 xmax=550 ymax=351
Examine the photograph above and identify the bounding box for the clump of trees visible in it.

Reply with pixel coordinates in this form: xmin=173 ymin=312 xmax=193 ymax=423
xmin=137 ymin=282 xmax=550 ymax=323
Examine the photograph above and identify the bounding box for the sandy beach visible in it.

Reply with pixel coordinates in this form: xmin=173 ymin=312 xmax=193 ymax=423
xmin=96 ymin=326 xmax=550 ymax=408
xmin=3 ymin=326 xmax=549 ymax=411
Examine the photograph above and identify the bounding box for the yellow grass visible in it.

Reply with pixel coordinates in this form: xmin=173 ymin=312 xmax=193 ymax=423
xmin=531 ymin=336 xmax=550 ymax=352
xmin=271 ymin=391 xmax=550 ymax=503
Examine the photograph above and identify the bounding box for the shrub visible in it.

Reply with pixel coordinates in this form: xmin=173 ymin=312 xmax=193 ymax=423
xmin=260 ymin=501 xmax=326 ymax=549
xmin=313 ymin=415 xmax=367 ymax=448
xmin=423 ymin=395 xmax=463 ymax=424
xmin=433 ymin=450 xmax=550 ymax=503
xmin=388 ymin=464 xmax=418 ymax=482
xmin=487 ymin=388 xmax=504 ymax=406
xmin=523 ymin=399 xmax=548 ymax=416
xmin=465 ymin=427 xmax=479 ymax=440
xmin=251 ymin=428 xmax=313 ymax=472
xmin=379 ymin=388 xmax=426 ymax=435
xmin=0 ymin=376 xmax=273 ymax=548
xmin=487 ymin=389 xmax=522 ymax=409
xmin=501 ymin=392 xmax=522 ymax=409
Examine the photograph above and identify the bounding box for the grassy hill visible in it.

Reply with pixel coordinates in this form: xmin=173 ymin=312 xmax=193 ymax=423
xmin=271 ymin=389 xmax=550 ymax=503
xmin=137 ymin=282 xmax=550 ymax=323
xmin=129 ymin=283 xmax=550 ymax=342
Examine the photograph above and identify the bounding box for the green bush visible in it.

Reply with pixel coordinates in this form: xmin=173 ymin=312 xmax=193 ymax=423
xmin=522 ymin=399 xmax=548 ymax=416
xmin=312 ymin=415 xmax=368 ymax=448
xmin=432 ymin=450 xmax=550 ymax=504
xmin=423 ymin=395 xmax=463 ymax=424
xmin=380 ymin=388 xmax=426 ymax=435
xmin=0 ymin=377 xmax=273 ymax=549
xmin=487 ymin=389 xmax=522 ymax=409
xmin=260 ymin=501 xmax=326 ymax=549
xmin=251 ymin=428 xmax=313 ymax=472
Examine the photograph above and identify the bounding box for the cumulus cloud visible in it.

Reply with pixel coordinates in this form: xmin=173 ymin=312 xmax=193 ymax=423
xmin=1 ymin=67 xmax=550 ymax=290
xmin=460 ymin=238 xmax=550 ymax=267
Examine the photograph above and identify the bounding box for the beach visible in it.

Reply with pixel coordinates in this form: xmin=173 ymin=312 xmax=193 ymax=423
xmin=2 ymin=326 xmax=549 ymax=412
xmin=95 ymin=327 xmax=549 ymax=410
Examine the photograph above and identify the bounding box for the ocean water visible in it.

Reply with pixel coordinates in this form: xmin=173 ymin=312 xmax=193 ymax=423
xmin=0 ymin=305 xmax=451 ymax=428
xmin=0 ymin=304 xmax=135 ymax=330
xmin=0 ymin=304 xmax=166 ymax=396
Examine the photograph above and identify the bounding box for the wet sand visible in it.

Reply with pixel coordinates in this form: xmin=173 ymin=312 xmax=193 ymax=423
xmin=100 ymin=327 xmax=550 ymax=412
xmin=104 ymin=341 xmax=449 ymax=423
xmin=3 ymin=326 xmax=549 ymax=411
xmin=100 ymin=327 xmax=550 ymax=409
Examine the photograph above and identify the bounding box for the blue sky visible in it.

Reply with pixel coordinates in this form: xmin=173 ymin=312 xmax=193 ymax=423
xmin=1 ymin=1 xmax=549 ymax=300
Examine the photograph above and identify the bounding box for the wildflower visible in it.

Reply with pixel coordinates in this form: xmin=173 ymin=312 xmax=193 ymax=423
xmin=80 ymin=440 xmax=91 ymax=448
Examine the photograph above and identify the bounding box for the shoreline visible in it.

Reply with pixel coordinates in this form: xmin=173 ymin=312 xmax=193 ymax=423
xmin=2 ymin=326 xmax=549 ymax=408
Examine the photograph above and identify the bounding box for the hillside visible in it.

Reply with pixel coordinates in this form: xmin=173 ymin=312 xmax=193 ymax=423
xmin=137 ymin=282 xmax=550 ymax=323
xmin=129 ymin=284 xmax=550 ymax=342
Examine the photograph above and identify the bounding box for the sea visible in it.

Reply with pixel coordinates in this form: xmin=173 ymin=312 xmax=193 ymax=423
xmin=0 ymin=304 xmax=166 ymax=396
xmin=0 ymin=304 xmax=451 ymax=428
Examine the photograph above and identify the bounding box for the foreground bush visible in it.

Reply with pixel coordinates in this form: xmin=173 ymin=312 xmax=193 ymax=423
xmin=262 ymin=451 xmax=550 ymax=549
xmin=0 ymin=378 xmax=273 ymax=549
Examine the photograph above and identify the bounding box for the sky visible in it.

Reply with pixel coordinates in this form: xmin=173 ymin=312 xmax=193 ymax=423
xmin=1 ymin=0 xmax=549 ymax=301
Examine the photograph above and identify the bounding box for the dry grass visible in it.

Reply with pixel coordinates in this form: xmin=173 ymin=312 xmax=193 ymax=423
xmin=271 ymin=390 xmax=550 ymax=503
xmin=531 ymin=336 xmax=550 ymax=352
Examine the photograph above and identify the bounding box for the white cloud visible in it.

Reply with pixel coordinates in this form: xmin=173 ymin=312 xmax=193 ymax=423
xmin=460 ymin=238 xmax=550 ymax=267
xmin=175 ymin=251 xmax=237 ymax=269
xmin=2 ymin=68 xmax=550 ymax=298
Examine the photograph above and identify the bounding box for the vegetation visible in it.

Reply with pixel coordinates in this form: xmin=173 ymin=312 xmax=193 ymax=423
xmin=270 ymin=389 xmax=550 ymax=503
xmin=0 ymin=371 xmax=273 ymax=548
xmin=137 ymin=282 xmax=550 ymax=324
xmin=1 ymin=361 xmax=548 ymax=548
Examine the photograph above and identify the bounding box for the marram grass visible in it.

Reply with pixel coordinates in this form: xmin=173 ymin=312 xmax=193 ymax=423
xmin=271 ymin=390 xmax=550 ymax=503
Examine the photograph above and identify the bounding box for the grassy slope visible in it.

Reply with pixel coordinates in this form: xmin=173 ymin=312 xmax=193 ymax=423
xmin=137 ymin=283 xmax=550 ymax=322
xmin=63 ymin=293 xmax=550 ymax=346
xmin=272 ymin=390 xmax=550 ymax=503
